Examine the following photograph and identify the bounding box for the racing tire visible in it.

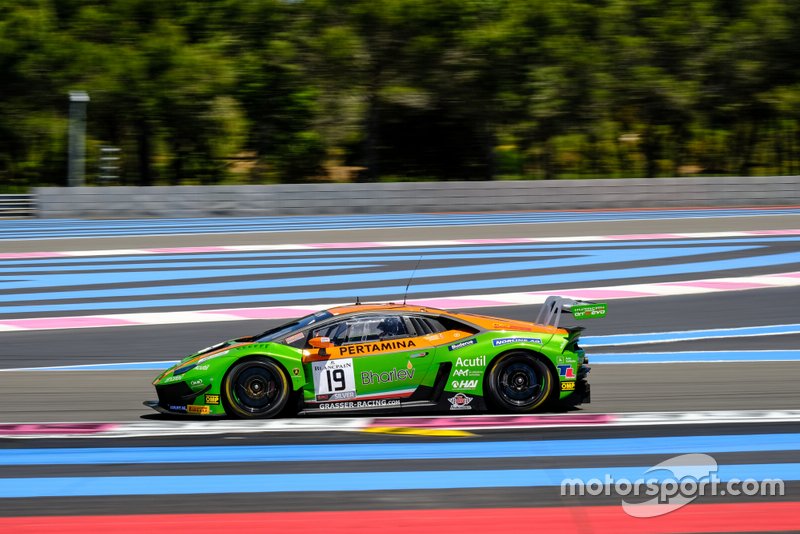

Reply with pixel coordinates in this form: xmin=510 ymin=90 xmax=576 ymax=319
xmin=485 ymin=351 xmax=555 ymax=413
xmin=222 ymin=357 xmax=291 ymax=419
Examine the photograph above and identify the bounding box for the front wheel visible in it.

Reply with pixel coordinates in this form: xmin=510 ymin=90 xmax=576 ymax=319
xmin=223 ymin=357 xmax=290 ymax=418
xmin=485 ymin=352 xmax=555 ymax=412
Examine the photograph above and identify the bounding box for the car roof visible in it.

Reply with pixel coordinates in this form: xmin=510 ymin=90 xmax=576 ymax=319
xmin=329 ymin=303 xmax=445 ymax=316
xmin=327 ymin=302 xmax=567 ymax=335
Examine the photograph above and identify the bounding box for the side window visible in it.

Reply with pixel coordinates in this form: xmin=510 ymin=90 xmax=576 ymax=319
xmin=409 ymin=315 xmax=479 ymax=337
xmin=283 ymin=331 xmax=307 ymax=348
xmin=408 ymin=316 xmax=447 ymax=336
xmin=311 ymin=316 xmax=409 ymax=345
xmin=371 ymin=316 xmax=409 ymax=340
xmin=311 ymin=321 xmax=349 ymax=345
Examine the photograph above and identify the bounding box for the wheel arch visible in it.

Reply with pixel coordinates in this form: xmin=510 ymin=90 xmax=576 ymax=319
xmin=220 ymin=353 xmax=296 ymax=419
xmin=224 ymin=352 xmax=305 ymax=391
xmin=485 ymin=347 xmax=558 ymax=387
xmin=483 ymin=348 xmax=559 ymax=412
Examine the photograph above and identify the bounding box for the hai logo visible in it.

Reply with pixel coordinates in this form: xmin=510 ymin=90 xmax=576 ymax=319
xmin=451 ymin=379 xmax=478 ymax=390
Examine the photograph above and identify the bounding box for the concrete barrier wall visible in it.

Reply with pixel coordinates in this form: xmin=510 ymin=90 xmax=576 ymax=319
xmin=34 ymin=176 xmax=800 ymax=218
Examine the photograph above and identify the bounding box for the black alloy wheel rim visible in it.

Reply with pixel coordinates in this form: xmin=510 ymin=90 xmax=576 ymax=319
xmin=233 ymin=365 xmax=280 ymax=413
xmin=497 ymin=361 xmax=544 ymax=407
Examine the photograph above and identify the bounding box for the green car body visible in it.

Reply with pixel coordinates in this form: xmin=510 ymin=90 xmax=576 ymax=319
xmin=146 ymin=298 xmax=604 ymax=418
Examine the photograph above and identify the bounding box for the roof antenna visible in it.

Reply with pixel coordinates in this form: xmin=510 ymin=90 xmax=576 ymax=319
xmin=403 ymin=256 xmax=423 ymax=305
xmin=355 ymin=296 xmax=361 ymax=305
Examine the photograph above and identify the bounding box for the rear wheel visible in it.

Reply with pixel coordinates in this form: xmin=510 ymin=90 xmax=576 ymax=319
xmin=223 ymin=357 xmax=290 ymax=418
xmin=485 ymin=352 xmax=554 ymax=412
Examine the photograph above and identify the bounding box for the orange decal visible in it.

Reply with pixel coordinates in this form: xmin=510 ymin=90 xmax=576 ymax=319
xmin=302 ymin=336 xmax=431 ymax=363
xmin=428 ymin=330 xmax=474 ymax=347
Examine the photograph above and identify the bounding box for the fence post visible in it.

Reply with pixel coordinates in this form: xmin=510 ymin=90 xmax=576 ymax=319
xmin=67 ymin=91 xmax=90 ymax=187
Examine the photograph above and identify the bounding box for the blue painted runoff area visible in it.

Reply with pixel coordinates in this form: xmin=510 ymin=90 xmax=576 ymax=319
xmin=4 ymin=249 xmax=798 ymax=315
xmin=1 ymin=463 xmax=797 ymax=498
xmin=583 ymin=324 xmax=800 ymax=347
xmin=2 ymin=235 xmax=799 ymax=267
xmin=0 ymin=360 xmax=179 ymax=372
xmin=590 ymin=350 xmax=800 ymax=364
xmin=4 ymin=434 xmax=799 ymax=466
xmin=0 ymin=245 xmax=755 ymax=297
xmin=3 ymin=208 xmax=799 ymax=240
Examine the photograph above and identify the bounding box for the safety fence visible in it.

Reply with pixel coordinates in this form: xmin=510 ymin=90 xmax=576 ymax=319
xmin=27 ymin=175 xmax=800 ymax=218
xmin=0 ymin=194 xmax=35 ymax=217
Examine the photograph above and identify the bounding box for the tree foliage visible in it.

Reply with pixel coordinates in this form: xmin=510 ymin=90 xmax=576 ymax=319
xmin=2 ymin=0 xmax=800 ymax=187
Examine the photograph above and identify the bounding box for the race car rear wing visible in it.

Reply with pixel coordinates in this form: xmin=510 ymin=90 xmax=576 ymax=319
xmin=535 ymin=296 xmax=607 ymax=329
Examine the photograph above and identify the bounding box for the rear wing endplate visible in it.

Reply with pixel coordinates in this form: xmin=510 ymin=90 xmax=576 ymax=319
xmin=535 ymin=296 xmax=607 ymax=329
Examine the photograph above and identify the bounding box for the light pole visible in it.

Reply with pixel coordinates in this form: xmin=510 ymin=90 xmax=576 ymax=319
xmin=67 ymin=90 xmax=90 ymax=187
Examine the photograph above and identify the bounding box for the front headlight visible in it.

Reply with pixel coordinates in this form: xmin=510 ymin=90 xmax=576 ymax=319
xmin=172 ymin=363 xmax=196 ymax=376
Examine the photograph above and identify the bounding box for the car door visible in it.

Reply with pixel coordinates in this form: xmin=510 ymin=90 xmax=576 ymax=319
xmin=411 ymin=314 xmax=485 ymax=394
xmin=303 ymin=314 xmax=435 ymax=404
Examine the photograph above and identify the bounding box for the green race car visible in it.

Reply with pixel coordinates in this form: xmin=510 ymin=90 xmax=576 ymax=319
xmin=145 ymin=296 xmax=605 ymax=418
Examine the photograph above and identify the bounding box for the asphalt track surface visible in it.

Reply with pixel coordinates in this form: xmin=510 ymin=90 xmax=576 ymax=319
xmin=1 ymin=208 xmax=799 ymax=532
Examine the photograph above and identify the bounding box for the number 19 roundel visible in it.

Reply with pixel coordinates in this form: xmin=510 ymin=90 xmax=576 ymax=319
xmin=311 ymin=358 xmax=356 ymax=400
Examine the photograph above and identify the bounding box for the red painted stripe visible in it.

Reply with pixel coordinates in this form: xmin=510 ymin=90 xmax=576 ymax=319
xmin=370 ymin=413 xmax=615 ymax=428
xmin=1 ymin=503 xmax=798 ymax=533
xmin=0 ymin=252 xmax=69 ymax=259
xmin=0 ymin=316 xmax=139 ymax=330
xmin=0 ymin=423 xmax=118 ymax=436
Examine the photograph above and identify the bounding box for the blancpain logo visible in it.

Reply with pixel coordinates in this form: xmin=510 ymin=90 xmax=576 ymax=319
xmin=324 ymin=360 xmax=353 ymax=370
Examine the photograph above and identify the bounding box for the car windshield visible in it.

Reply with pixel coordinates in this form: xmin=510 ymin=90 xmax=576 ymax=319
xmin=254 ymin=310 xmax=333 ymax=343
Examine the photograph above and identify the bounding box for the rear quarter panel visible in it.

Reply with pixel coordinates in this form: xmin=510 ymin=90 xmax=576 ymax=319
xmin=437 ymin=330 xmax=564 ymax=397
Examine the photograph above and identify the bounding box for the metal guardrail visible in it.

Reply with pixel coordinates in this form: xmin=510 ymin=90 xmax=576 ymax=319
xmin=34 ymin=175 xmax=800 ymax=218
xmin=0 ymin=194 xmax=35 ymax=217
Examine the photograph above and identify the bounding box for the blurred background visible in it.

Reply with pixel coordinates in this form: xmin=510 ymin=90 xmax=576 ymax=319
xmin=2 ymin=0 xmax=800 ymax=191
xmin=1 ymin=3 xmax=800 ymax=529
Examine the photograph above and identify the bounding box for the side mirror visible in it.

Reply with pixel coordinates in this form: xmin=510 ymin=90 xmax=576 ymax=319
xmin=308 ymin=336 xmax=334 ymax=349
